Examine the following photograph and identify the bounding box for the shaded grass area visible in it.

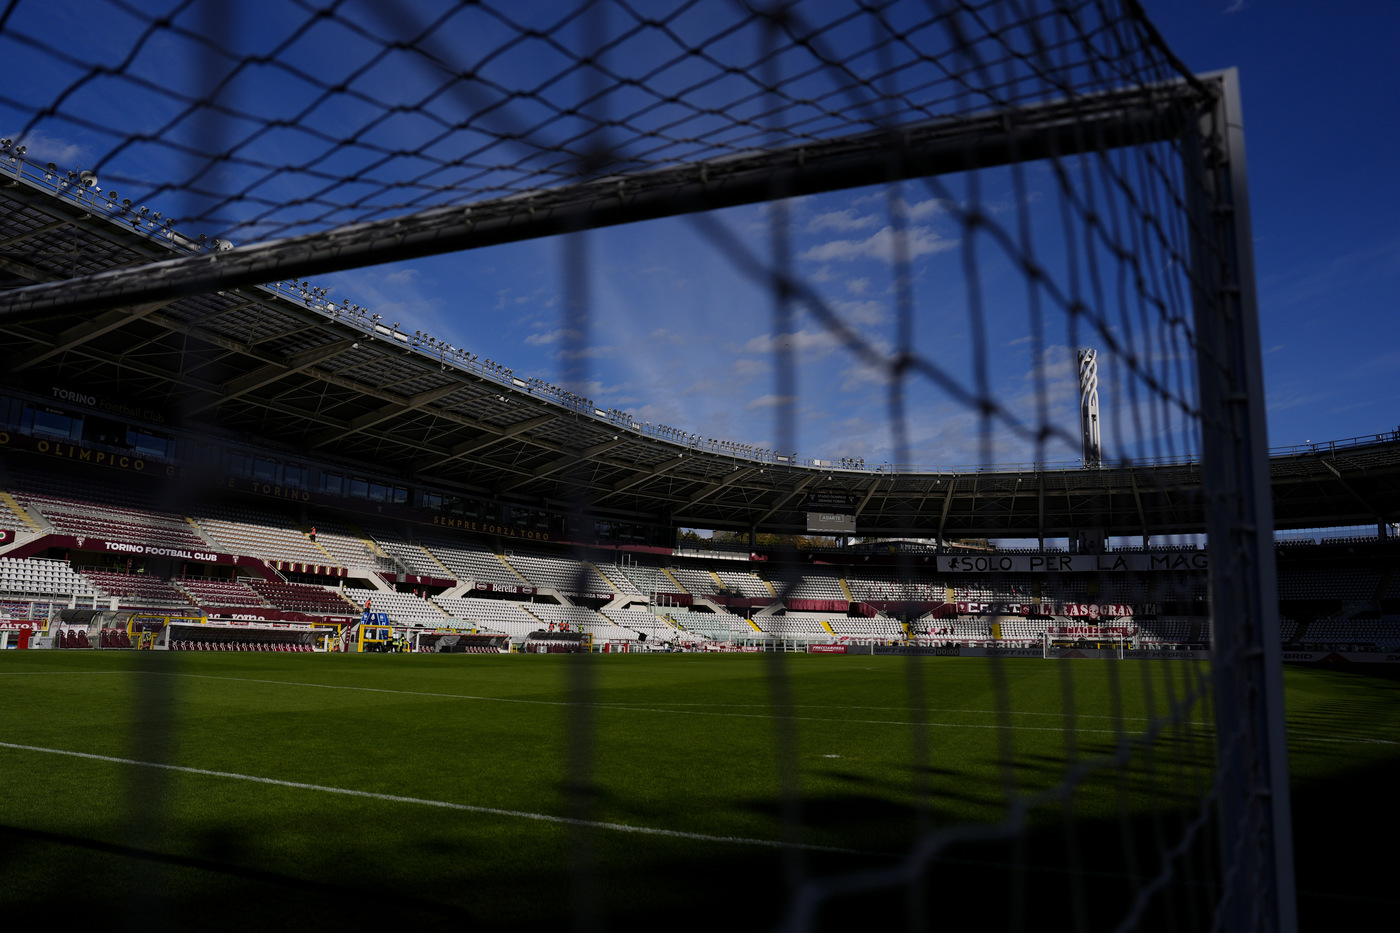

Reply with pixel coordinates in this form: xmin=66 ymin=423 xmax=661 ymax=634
xmin=0 ymin=651 xmax=1394 ymax=930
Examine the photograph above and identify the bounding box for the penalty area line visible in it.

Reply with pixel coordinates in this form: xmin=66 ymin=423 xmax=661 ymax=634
xmin=0 ymin=740 xmax=877 ymax=857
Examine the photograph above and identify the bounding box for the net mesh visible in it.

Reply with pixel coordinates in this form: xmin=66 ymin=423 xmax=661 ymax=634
xmin=0 ymin=1 xmax=1292 ymax=931
xmin=2 ymin=0 xmax=1194 ymax=242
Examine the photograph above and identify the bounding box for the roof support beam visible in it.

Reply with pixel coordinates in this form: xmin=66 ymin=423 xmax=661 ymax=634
xmin=493 ymin=439 xmax=625 ymax=495
xmin=599 ymin=454 xmax=688 ymax=500
xmin=1319 ymin=458 xmax=1390 ymax=523
xmin=936 ymin=476 xmax=959 ymax=547
xmin=190 ymin=338 xmax=356 ymax=414
xmin=310 ymin=382 xmax=463 ymax=448
xmin=415 ymin=414 xmax=558 ymax=472
xmin=11 ymin=300 xmax=172 ymax=372
xmin=1131 ymin=472 xmax=1150 ymax=547
xmin=752 ymin=475 xmax=817 ymax=527
xmin=679 ymin=468 xmax=758 ymax=509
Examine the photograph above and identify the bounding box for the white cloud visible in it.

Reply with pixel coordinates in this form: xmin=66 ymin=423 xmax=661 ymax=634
xmin=381 ymin=268 xmax=420 ymax=286
xmin=833 ymin=299 xmax=888 ymax=327
xmin=746 ymin=394 xmax=797 ymax=411
xmin=799 ymin=225 xmax=957 ymax=264
xmin=807 ymin=208 xmax=879 ymax=233
xmin=731 ymin=358 xmax=769 ymax=378
xmin=524 ymin=328 xmax=582 ymax=346
xmin=7 ymin=128 xmax=86 ymax=167
xmin=743 ymin=328 xmax=841 ymax=357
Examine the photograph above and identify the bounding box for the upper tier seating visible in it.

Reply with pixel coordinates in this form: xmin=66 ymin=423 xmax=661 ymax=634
xmin=9 ymin=483 xmax=211 ymax=551
xmin=417 ymin=535 xmax=524 ymax=588
xmin=194 ymin=504 xmax=334 ymax=567
xmin=953 ymin=575 xmax=1035 ymax=603
xmin=306 ymin=519 xmax=380 ymax=572
xmin=1277 ymin=567 xmax=1380 ymax=602
xmin=668 ymin=565 xmax=722 ymax=596
xmin=768 ymin=570 xmax=846 ymax=600
xmin=0 ymin=496 xmax=32 ymax=534
xmin=597 ymin=561 xmax=685 ymax=597
xmin=591 ymin=562 xmax=647 ymax=596
xmin=372 ymin=537 xmax=456 ymax=578
xmin=714 ymin=570 xmax=772 ymax=599
xmin=503 ymin=548 xmax=616 ymax=595
xmin=845 ymin=570 xmax=947 ymax=602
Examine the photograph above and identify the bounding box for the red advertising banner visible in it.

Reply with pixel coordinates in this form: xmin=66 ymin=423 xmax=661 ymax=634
xmin=807 ymin=644 xmax=848 ymax=654
xmin=786 ymin=599 xmax=850 ymax=612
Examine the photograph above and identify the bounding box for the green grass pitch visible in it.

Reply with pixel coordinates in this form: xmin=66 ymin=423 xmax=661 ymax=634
xmin=1 ymin=651 xmax=1396 ymax=930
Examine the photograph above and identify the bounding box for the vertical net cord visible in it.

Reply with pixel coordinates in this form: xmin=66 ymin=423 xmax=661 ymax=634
xmin=757 ymin=2 xmax=809 ymax=905
xmin=118 ymin=4 xmax=234 ymax=927
xmin=560 ymin=5 xmax=611 ymax=930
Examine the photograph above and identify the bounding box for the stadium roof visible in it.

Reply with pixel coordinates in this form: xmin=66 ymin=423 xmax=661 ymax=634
xmin=0 ymin=154 xmax=1397 ymax=541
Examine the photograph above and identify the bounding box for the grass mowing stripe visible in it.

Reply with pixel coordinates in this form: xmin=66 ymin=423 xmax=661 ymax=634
xmin=19 ymin=670 xmax=1393 ymax=749
xmin=0 ymin=740 xmax=880 ymax=857
xmin=151 ymin=671 xmax=1163 ymax=735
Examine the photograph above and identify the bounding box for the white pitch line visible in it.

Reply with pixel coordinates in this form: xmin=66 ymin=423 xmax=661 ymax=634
xmin=0 ymin=740 xmax=874 ymax=856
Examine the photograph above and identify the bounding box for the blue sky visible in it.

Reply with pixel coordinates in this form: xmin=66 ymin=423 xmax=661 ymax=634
xmin=3 ymin=1 xmax=1396 ymax=469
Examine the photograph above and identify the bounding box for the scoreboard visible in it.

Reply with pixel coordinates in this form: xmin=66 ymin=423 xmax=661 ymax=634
xmin=806 ymin=492 xmax=857 ymax=534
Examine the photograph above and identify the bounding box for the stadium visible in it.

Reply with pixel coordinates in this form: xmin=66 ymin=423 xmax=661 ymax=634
xmin=2 ymin=2 xmax=1398 ymax=931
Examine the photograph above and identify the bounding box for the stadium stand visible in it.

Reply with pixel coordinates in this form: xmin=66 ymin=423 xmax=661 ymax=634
xmin=830 ymin=617 xmax=908 ymax=640
xmin=431 ymin=596 xmax=543 ymax=638
xmin=667 ymin=565 xmax=722 ymax=597
xmin=602 ymin=607 xmax=679 ymax=642
xmin=663 ymin=609 xmax=754 ymax=641
xmin=304 ymin=519 xmax=382 ymax=573
xmin=592 ymin=561 xmax=653 ymax=597
xmin=502 ymin=547 xmax=616 ymax=595
xmin=176 ymin=578 xmax=269 ymax=608
xmin=373 ymin=538 xmax=456 ymax=579
xmin=415 ymin=535 xmax=524 ymax=588
xmin=0 ymin=557 xmax=102 ymax=601
xmin=714 ymin=569 xmax=773 ymax=598
xmin=526 ymin=603 xmax=635 ymax=642
xmin=82 ymin=570 xmax=189 ymax=609
xmin=247 ymin=579 xmax=356 ymax=615
xmin=754 ymin=611 xmax=833 ymax=637
xmin=193 ymin=504 xmax=337 ymax=567
xmin=845 ymin=569 xmax=948 ymax=602
xmin=8 ymin=483 xmax=211 ymax=551
xmin=342 ymin=587 xmax=448 ymax=626
xmin=768 ymin=569 xmax=847 ymax=600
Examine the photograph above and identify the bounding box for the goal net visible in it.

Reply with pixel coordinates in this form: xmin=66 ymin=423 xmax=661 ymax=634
xmin=1043 ymin=630 xmax=1132 ymax=660
xmin=0 ymin=2 xmax=1293 ymax=931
